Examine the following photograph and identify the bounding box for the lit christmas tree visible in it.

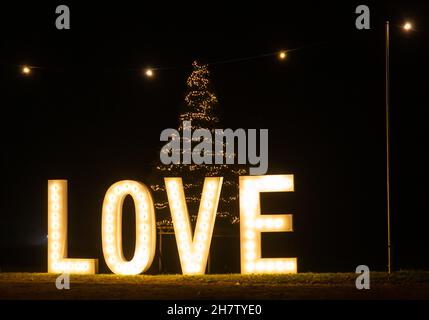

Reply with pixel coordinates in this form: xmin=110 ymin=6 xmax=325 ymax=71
xmin=150 ymin=60 xmax=246 ymax=231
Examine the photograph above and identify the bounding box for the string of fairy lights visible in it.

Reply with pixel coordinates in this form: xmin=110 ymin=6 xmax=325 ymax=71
xmin=15 ymin=20 xmax=419 ymax=78
xmin=142 ymin=50 xmax=290 ymax=78
xmin=16 ymin=48 xmax=299 ymax=78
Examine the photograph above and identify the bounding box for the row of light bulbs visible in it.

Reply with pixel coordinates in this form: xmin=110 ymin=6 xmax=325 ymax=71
xmin=19 ymin=50 xmax=289 ymax=78
xmin=21 ymin=19 xmax=418 ymax=80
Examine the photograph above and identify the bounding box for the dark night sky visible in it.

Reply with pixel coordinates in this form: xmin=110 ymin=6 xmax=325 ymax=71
xmin=0 ymin=1 xmax=428 ymax=272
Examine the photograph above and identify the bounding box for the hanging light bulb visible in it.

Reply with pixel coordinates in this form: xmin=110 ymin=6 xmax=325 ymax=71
xmin=22 ymin=66 xmax=31 ymax=75
xmin=279 ymin=51 xmax=287 ymax=60
xmin=145 ymin=69 xmax=154 ymax=77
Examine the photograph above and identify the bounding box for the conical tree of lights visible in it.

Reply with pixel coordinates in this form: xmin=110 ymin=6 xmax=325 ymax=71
xmin=150 ymin=60 xmax=247 ymax=230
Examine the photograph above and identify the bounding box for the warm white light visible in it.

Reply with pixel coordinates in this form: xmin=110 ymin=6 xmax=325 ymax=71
xmin=165 ymin=177 xmax=223 ymax=275
xmin=22 ymin=66 xmax=31 ymax=74
xmin=47 ymin=180 xmax=98 ymax=274
xmin=239 ymin=175 xmax=297 ymax=274
xmin=403 ymin=22 xmax=412 ymax=31
xmin=102 ymin=180 xmax=156 ymax=275
xmin=145 ymin=69 xmax=153 ymax=77
xmin=279 ymin=51 xmax=287 ymax=60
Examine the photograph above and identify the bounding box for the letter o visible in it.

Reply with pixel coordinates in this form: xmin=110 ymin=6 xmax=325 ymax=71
xmin=102 ymin=180 xmax=156 ymax=275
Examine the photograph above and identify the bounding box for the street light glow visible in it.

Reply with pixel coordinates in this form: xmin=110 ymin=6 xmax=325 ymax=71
xmin=403 ymin=22 xmax=412 ymax=31
xmin=279 ymin=51 xmax=287 ymax=60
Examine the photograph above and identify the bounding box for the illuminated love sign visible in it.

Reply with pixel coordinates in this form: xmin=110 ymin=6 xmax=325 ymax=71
xmin=47 ymin=174 xmax=296 ymax=275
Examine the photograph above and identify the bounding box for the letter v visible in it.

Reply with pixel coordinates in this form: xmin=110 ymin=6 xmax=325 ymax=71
xmin=165 ymin=177 xmax=222 ymax=275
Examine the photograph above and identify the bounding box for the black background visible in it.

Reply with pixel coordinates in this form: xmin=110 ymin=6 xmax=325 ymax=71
xmin=0 ymin=1 xmax=428 ymax=273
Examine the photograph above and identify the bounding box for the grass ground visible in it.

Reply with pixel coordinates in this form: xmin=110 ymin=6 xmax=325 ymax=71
xmin=1 ymin=271 xmax=429 ymax=299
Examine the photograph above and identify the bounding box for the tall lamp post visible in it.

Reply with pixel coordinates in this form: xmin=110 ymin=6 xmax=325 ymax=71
xmin=385 ymin=20 xmax=413 ymax=274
